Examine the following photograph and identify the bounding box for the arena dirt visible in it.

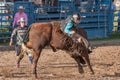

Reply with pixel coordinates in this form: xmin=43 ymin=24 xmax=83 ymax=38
xmin=0 ymin=40 xmax=120 ymax=80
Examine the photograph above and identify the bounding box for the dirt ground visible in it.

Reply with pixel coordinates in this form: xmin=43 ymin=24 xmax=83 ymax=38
xmin=0 ymin=40 xmax=120 ymax=80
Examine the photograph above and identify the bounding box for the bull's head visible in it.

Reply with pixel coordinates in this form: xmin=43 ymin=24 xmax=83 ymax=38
xmin=69 ymin=42 xmax=88 ymax=56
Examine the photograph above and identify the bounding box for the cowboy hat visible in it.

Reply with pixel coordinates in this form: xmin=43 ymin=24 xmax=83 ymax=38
xmin=18 ymin=6 xmax=25 ymax=9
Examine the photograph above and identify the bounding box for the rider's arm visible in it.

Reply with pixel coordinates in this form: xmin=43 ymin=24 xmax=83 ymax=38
xmin=64 ymin=22 xmax=73 ymax=34
xmin=11 ymin=28 xmax=17 ymax=38
xmin=9 ymin=28 xmax=17 ymax=46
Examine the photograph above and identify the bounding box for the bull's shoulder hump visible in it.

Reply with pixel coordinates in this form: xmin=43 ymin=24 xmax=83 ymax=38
xmin=30 ymin=22 xmax=52 ymax=29
xmin=33 ymin=22 xmax=51 ymax=25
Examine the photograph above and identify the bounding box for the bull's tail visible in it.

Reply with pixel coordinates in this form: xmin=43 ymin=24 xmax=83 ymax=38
xmin=23 ymin=25 xmax=32 ymax=43
xmin=21 ymin=43 xmax=28 ymax=52
xmin=20 ymin=24 xmax=33 ymax=56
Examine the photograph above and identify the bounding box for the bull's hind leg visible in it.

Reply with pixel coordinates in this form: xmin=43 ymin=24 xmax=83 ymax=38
xmin=71 ymin=55 xmax=84 ymax=73
xmin=81 ymin=52 xmax=94 ymax=74
xmin=32 ymin=48 xmax=42 ymax=78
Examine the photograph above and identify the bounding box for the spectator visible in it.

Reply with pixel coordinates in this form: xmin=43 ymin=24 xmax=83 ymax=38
xmin=12 ymin=6 xmax=28 ymax=29
xmin=5 ymin=9 xmax=12 ymax=20
xmin=5 ymin=9 xmax=12 ymax=26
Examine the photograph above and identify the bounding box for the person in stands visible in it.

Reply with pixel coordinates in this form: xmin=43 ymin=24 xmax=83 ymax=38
xmin=12 ymin=6 xmax=28 ymax=29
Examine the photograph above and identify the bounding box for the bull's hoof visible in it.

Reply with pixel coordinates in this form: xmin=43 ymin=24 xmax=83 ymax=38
xmin=53 ymin=49 xmax=57 ymax=52
xmin=52 ymin=48 xmax=57 ymax=52
xmin=32 ymin=70 xmax=38 ymax=78
xmin=32 ymin=74 xmax=38 ymax=79
xmin=79 ymin=68 xmax=84 ymax=74
xmin=88 ymin=50 xmax=92 ymax=54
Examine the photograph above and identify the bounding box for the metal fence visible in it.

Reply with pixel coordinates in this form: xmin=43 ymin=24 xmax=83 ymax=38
xmin=32 ymin=0 xmax=113 ymax=38
xmin=0 ymin=2 xmax=13 ymax=42
xmin=0 ymin=0 xmax=114 ymax=43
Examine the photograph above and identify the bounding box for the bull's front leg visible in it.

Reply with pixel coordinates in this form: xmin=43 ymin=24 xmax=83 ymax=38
xmin=32 ymin=48 xmax=42 ymax=78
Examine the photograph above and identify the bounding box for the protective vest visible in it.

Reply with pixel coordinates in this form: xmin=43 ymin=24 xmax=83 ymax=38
xmin=16 ymin=26 xmax=28 ymax=45
xmin=61 ymin=15 xmax=75 ymax=31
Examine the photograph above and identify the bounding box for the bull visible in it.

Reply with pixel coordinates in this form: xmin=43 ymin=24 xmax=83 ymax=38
xmin=18 ymin=21 xmax=94 ymax=78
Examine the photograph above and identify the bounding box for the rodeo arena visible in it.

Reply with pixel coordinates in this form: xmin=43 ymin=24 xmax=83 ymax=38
xmin=0 ymin=0 xmax=120 ymax=80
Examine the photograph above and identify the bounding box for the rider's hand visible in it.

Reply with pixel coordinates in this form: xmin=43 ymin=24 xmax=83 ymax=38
xmin=71 ymin=31 xmax=75 ymax=34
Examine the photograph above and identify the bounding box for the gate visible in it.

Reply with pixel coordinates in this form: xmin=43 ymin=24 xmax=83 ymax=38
xmin=0 ymin=2 xmax=13 ymax=42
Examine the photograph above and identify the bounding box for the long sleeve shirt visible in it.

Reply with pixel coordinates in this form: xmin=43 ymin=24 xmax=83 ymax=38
xmin=11 ymin=26 xmax=28 ymax=45
xmin=12 ymin=12 xmax=28 ymax=28
xmin=64 ymin=22 xmax=73 ymax=34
